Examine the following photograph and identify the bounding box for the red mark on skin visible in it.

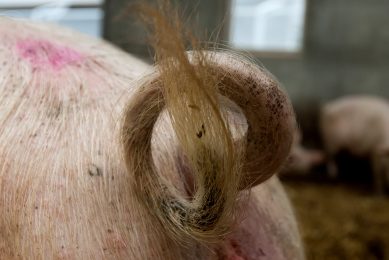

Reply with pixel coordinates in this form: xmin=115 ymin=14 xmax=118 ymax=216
xmin=16 ymin=39 xmax=83 ymax=70
xmin=103 ymin=230 xmax=127 ymax=253
xmin=217 ymin=239 xmax=246 ymax=260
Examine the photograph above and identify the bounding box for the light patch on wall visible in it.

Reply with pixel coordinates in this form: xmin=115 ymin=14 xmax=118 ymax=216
xmin=0 ymin=0 xmax=103 ymax=37
xmin=229 ymin=0 xmax=306 ymax=53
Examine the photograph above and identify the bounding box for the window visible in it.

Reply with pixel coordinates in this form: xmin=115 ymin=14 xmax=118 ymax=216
xmin=0 ymin=0 xmax=103 ymax=37
xmin=229 ymin=0 xmax=306 ymax=53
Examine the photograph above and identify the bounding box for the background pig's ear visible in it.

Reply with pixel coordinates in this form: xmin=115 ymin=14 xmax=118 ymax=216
xmin=204 ymin=52 xmax=295 ymax=189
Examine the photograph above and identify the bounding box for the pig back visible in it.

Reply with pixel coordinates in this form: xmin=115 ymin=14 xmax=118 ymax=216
xmin=321 ymin=96 xmax=389 ymax=156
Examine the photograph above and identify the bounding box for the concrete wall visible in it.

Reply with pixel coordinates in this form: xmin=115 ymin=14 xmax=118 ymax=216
xmin=258 ymin=0 xmax=389 ymax=145
xmin=104 ymin=0 xmax=389 ymax=145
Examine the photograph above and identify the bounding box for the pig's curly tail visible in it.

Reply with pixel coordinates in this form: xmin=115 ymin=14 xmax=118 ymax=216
xmin=121 ymin=2 xmax=294 ymax=243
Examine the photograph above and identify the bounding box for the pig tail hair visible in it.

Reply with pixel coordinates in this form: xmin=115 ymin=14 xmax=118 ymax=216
xmin=121 ymin=2 xmax=294 ymax=243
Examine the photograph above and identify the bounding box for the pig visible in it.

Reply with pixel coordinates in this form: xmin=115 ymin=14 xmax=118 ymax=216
xmin=320 ymin=95 xmax=389 ymax=194
xmin=280 ymin=126 xmax=324 ymax=176
xmin=0 ymin=8 xmax=304 ymax=260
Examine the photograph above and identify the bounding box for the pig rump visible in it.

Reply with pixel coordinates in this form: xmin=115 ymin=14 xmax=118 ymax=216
xmin=0 ymin=8 xmax=298 ymax=258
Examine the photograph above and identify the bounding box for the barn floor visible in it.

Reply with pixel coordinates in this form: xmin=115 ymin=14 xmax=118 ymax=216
xmin=283 ymin=177 xmax=389 ymax=260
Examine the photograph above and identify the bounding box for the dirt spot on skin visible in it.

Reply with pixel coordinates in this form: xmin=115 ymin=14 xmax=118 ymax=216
xmin=88 ymin=164 xmax=102 ymax=177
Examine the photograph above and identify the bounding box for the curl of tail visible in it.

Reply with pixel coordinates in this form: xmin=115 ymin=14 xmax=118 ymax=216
xmin=121 ymin=2 xmax=295 ymax=243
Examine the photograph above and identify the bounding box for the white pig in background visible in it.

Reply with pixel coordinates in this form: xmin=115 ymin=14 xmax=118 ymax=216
xmin=0 ymin=8 xmax=305 ymax=260
xmin=280 ymin=126 xmax=324 ymax=176
xmin=320 ymin=95 xmax=389 ymax=194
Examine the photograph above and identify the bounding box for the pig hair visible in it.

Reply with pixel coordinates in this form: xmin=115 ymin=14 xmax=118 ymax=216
xmin=122 ymin=1 xmax=295 ymax=244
